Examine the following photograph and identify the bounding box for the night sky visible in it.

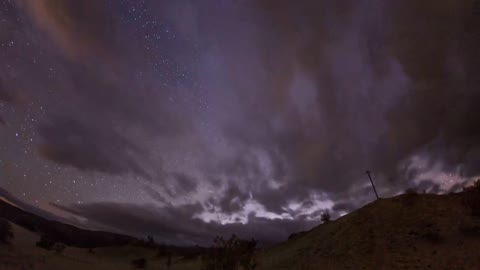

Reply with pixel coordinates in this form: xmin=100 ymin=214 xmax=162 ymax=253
xmin=1 ymin=0 xmax=480 ymax=245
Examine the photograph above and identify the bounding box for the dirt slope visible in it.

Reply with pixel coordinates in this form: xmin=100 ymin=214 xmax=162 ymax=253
xmin=0 ymin=198 xmax=136 ymax=248
xmin=258 ymin=193 xmax=480 ymax=270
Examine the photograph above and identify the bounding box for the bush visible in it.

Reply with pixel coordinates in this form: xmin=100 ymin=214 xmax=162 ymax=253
xmin=131 ymin=258 xmax=147 ymax=269
xmin=36 ymin=235 xmax=56 ymax=250
xmin=146 ymin=235 xmax=155 ymax=246
xmin=54 ymin=243 xmax=66 ymax=254
xmin=202 ymin=235 xmax=257 ymax=270
xmin=36 ymin=235 xmax=65 ymax=253
xmin=321 ymin=211 xmax=331 ymax=224
xmin=0 ymin=219 xmax=13 ymax=245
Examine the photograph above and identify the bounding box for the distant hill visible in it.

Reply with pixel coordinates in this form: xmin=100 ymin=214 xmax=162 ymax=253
xmin=258 ymin=191 xmax=480 ymax=270
xmin=0 ymin=198 xmax=136 ymax=248
xmin=0 ymin=198 xmax=206 ymax=269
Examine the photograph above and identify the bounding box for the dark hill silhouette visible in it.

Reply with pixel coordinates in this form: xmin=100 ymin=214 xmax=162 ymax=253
xmin=0 ymin=198 xmax=136 ymax=248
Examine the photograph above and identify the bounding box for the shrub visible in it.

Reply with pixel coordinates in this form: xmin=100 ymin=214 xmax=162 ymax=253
xmin=0 ymin=219 xmax=13 ymax=245
xmin=36 ymin=235 xmax=56 ymax=250
xmin=202 ymin=235 xmax=257 ymax=270
xmin=146 ymin=235 xmax=155 ymax=246
xmin=54 ymin=243 xmax=66 ymax=254
xmin=131 ymin=258 xmax=147 ymax=269
xmin=36 ymin=235 xmax=65 ymax=253
xmin=321 ymin=211 xmax=331 ymax=224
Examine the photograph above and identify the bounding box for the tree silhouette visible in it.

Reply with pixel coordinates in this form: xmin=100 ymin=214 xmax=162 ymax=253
xmin=321 ymin=211 xmax=331 ymax=224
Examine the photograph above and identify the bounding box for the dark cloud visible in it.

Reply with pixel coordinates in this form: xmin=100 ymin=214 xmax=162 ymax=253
xmin=0 ymin=79 xmax=12 ymax=126
xmin=0 ymin=77 xmax=24 ymax=108
xmin=37 ymin=117 xmax=151 ymax=178
xmin=172 ymin=173 xmax=198 ymax=194
xmin=6 ymin=1 xmax=187 ymax=177
xmin=0 ymin=79 xmax=14 ymax=103
xmin=143 ymin=186 xmax=169 ymax=205
xmin=332 ymin=202 xmax=356 ymax=213
xmin=64 ymin=65 xmax=184 ymax=135
xmin=411 ymin=180 xmax=442 ymax=194
xmin=18 ymin=0 xmax=118 ymax=62
xmin=381 ymin=0 xmax=480 ymax=177
xmin=211 ymin=184 xmax=249 ymax=215
xmin=448 ymin=182 xmax=467 ymax=193
xmin=238 ymin=0 xmax=480 ymax=191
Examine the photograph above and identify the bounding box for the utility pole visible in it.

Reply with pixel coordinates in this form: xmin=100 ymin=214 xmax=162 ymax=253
xmin=366 ymin=170 xmax=379 ymax=200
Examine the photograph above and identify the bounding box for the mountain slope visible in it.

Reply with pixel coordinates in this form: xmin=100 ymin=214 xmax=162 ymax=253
xmin=258 ymin=192 xmax=480 ymax=270
xmin=0 ymin=198 xmax=205 ymax=269
xmin=0 ymin=198 xmax=136 ymax=248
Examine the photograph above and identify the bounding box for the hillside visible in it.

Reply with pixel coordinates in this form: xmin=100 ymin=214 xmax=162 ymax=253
xmin=0 ymin=198 xmax=204 ymax=269
xmin=0 ymin=198 xmax=136 ymax=248
xmin=258 ymin=192 xmax=480 ymax=270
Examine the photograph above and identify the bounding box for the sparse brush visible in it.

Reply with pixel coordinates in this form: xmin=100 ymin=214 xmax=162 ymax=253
xmin=36 ymin=235 xmax=65 ymax=253
xmin=202 ymin=234 xmax=257 ymax=270
xmin=0 ymin=219 xmax=13 ymax=245
xmin=36 ymin=235 xmax=56 ymax=250
xmin=54 ymin=243 xmax=66 ymax=254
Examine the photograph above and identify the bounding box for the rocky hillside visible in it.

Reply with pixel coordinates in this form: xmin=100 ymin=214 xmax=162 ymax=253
xmin=258 ymin=192 xmax=480 ymax=270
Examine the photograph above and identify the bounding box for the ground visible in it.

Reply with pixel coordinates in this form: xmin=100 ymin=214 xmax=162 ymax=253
xmin=257 ymin=193 xmax=480 ymax=270
xmin=0 ymin=224 xmax=200 ymax=270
